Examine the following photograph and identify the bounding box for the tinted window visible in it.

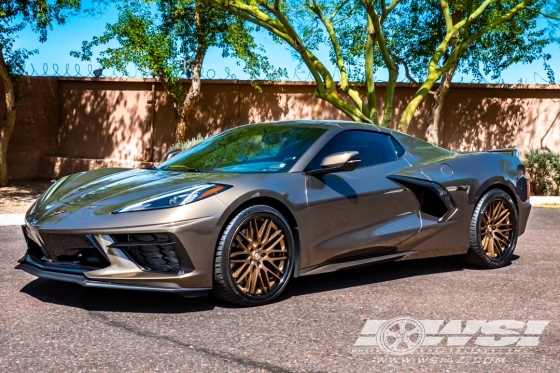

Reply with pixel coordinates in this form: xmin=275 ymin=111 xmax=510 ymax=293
xmin=159 ymin=124 xmax=327 ymax=173
xmin=306 ymin=130 xmax=398 ymax=170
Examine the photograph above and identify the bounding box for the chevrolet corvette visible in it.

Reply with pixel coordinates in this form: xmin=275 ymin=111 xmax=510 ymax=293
xmin=16 ymin=120 xmax=531 ymax=306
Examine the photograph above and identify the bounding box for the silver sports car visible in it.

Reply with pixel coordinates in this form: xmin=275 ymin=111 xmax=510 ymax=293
xmin=17 ymin=120 xmax=531 ymax=306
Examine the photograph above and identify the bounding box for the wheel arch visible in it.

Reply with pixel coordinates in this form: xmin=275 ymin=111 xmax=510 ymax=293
xmin=215 ymin=195 xmax=303 ymax=278
xmin=475 ymin=181 xmax=518 ymax=212
xmin=464 ymin=184 xmax=520 ymax=268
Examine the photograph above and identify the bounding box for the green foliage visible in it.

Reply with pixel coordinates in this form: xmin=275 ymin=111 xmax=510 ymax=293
xmin=287 ymin=0 xmax=372 ymax=82
xmin=1 ymin=0 xmax=80 ymax=76
xmin=0 ymin=0 xmax=80 ymax=105
xmin=72 ymin=0 xmax=287 ymax=105
xmin=525 ymin=149 xmax=560 ymax=196
xmin=215 ymin=0 xmax=556 ymax=131
xmin=540 ymin=0 xmax=560 ymax=49
xmin=172 ymin=133 xmax=212 ymax=151
xmin=386 ymin=0 xmax=555 ymax=84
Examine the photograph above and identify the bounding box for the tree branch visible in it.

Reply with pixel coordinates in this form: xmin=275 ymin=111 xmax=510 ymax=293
xmin=329 ymin=0 xmax=350 ymax=21
xmin=307 ymin=0 xmax=364 ymax=111
xmin=361 ymin=0 xmax=399 ymax=126
xmin=399 ymin=0 xmax=531 ymax=134
xmin=440 ymin=0 xmax=453 ymax=31
xmin=381 ymin=0 xmax=402 ymax=23
xmin=216 ymin=0 xmax=371 ymax=123
xmin=260 ymin=0 xmax=338 ymax=93
xmin=442 ymin=0 xmax=531 ymax=74
xmin=525 ymin=6 xmax=560 ymax=21
xmin=364 ymin=16 xmax=379 ymax=125
xmin=390 ymin=51 xmax=419 ymax=85
xmin=220 ymin=1 xmax=329 ymax=90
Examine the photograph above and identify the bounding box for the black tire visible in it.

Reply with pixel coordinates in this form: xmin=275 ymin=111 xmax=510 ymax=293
xmin=463 ymin=189 xmax=519 ymax=268
xmin=213 ymin=205 xmax=295 ymax=306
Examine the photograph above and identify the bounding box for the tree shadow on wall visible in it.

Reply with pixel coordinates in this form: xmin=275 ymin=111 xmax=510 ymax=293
xmin=442 ymin=89 xmax=560 ymax=151
xmin=152 ymin=82 xmax=301 ymax=161
xmin=520 ymin=89 xmax=560 ymax=153
xmin=58 ymin=80 xmax=299 ymax=165
xmin=59 ymin=81 xmax=150 ymax=165
xmin=375 ymin=85 xmax=560 ymax=154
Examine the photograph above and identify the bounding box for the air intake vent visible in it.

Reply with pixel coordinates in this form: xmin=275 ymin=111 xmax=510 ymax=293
xmin=387 ymin=175 xmax=456 ymax=219
xmin=111 ymin=233 xmax=186 ymax=273
xmin=36 ymin=233 xmax=110 ymax=269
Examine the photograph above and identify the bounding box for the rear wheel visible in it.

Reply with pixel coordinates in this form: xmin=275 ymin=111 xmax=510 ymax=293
xmin=464 ymin=189 xmax=518 ymax=268
xmin=213 ymin=205 xmax=295 ymax=306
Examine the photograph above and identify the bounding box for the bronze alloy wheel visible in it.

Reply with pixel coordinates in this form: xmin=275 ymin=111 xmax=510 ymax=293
xmin=464 ymin=189 xmax=518 ymax=269
xmin=480 ymin=199 xmax=513 ymax=258
xmin=230 ymin=216 xmax=288 ymax=296
xmin=213 ymin=205 xmax=295 ymax=306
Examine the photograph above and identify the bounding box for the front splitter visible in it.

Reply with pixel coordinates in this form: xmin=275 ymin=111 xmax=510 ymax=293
xmin=16 ymin=260 xmax=210 ymax=298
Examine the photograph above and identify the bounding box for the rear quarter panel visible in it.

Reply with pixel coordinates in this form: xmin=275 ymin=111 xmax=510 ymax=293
xmin=395 ymin=150 xmax=530 ymax=258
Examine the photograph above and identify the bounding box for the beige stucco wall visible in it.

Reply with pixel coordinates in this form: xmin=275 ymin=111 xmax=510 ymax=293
xmin=444 ymin=87 xmax=560 ymax=154
xmin=4 ymin=77 xmax=560 ymax=179
xmin=57 ymin=79 xmax=560 ymax=161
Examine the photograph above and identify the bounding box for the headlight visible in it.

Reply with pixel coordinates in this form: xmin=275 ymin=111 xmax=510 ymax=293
xmin=113 ymin=183 xmax=232 ymax=213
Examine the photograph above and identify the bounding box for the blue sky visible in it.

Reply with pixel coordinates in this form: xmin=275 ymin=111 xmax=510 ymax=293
xmin=12 ymin=5 xmax=560 ymax=84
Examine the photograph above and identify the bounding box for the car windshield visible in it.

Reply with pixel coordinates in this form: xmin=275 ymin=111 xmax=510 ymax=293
xmin=158 ymin=124 xmax=327 ymax=173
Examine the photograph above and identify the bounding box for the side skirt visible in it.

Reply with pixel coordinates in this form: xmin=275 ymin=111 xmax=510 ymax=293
xmin=298 ymin=251 xmax=417 ymax=276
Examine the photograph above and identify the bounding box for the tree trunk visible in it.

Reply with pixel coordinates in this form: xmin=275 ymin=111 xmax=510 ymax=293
xmin=173 ymin=104 xmax=188 ymax=145
xmin=398 ymin=71 xmax=440 ymax=133
xmin=0 ymin=46 xmax=16 ymax=187
xmin=172 ymin=50 xmax=204 ymax=144
xmin=172 ymin=7 xmax=206 ymax=145
xmin=382 ymin=65 xmax=398 ymax=128
xmin=425 ymin=65 xmax=456 ymax=145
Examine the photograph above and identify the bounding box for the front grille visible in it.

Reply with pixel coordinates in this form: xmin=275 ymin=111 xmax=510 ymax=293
xmin=25 ymin=232 xmax=110 ymax=270
xmin=111 ymin=233 xmax=184 ymax=273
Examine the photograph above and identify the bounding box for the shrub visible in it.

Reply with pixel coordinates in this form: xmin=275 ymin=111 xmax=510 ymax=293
xmin=524 ymin=149 xmax=560 ymax=196
xmin=171 ymin=133 xmax=211 ymax=151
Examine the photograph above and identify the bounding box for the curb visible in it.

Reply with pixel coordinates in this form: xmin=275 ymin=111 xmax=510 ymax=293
xmin=0 ymin=214 xmax=25 ymax=226
xmin=530 ymin=196 xmax=560 ymax=207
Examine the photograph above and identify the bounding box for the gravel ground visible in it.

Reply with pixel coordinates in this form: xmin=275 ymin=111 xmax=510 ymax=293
xmin=0 ymin=180 xmax=51 ymax=214
xmin=0 ymin=208 xmax=558 ymax=373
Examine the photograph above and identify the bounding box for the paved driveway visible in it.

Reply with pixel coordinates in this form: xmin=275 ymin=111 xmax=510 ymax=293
xmin=1 ymin=208 xmax=558 ymax=373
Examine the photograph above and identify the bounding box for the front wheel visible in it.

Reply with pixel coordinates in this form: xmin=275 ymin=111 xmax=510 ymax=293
xmin=464 ymin=189 xmax=519 ymax=268
xmin=213 ymin=205 xmax=295 ymax=306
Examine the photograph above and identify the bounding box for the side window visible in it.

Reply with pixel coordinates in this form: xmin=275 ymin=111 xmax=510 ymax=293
xmin=306 ymin=130 xmax=398 ymax=170
xmin=391 ymin=136 xmax=406 ymax=158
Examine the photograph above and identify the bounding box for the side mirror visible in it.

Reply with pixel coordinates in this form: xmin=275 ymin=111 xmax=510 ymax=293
xmin=163 ymin=148 xmax=182 ymax=161
xmin=306 ymin=151 xmax=361 ymax=176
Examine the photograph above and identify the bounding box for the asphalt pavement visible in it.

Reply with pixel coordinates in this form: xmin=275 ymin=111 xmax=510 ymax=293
xmin=0 ymin=208 xmax=559 ymax=373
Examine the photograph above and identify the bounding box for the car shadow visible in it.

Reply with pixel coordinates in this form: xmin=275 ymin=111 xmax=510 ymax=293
xmin=279 ymin=255 xmax=466 ymax=300
xmin=20 ymin=255 xmax=517 ymax=312
xmin=20 ymin=279 xmax=223 ymax=313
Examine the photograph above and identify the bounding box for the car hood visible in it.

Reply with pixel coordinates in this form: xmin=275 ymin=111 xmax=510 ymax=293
xmin=52 ymin=168 xmax=241 ymax=208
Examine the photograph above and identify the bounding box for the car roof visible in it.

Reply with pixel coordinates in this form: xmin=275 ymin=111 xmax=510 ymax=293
xmin=251 ymin=120 xmax=391 ymax=133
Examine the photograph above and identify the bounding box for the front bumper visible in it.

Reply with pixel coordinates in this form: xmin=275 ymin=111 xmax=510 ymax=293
xmin=16 ymin=255 xmax=210 ymax=297
xmin=17 ymin=196 xmax=230 ymax=295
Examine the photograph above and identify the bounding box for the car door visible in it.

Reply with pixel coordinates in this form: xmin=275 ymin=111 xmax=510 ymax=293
xmin=303 ymin=130 xmax=421 ymax=268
